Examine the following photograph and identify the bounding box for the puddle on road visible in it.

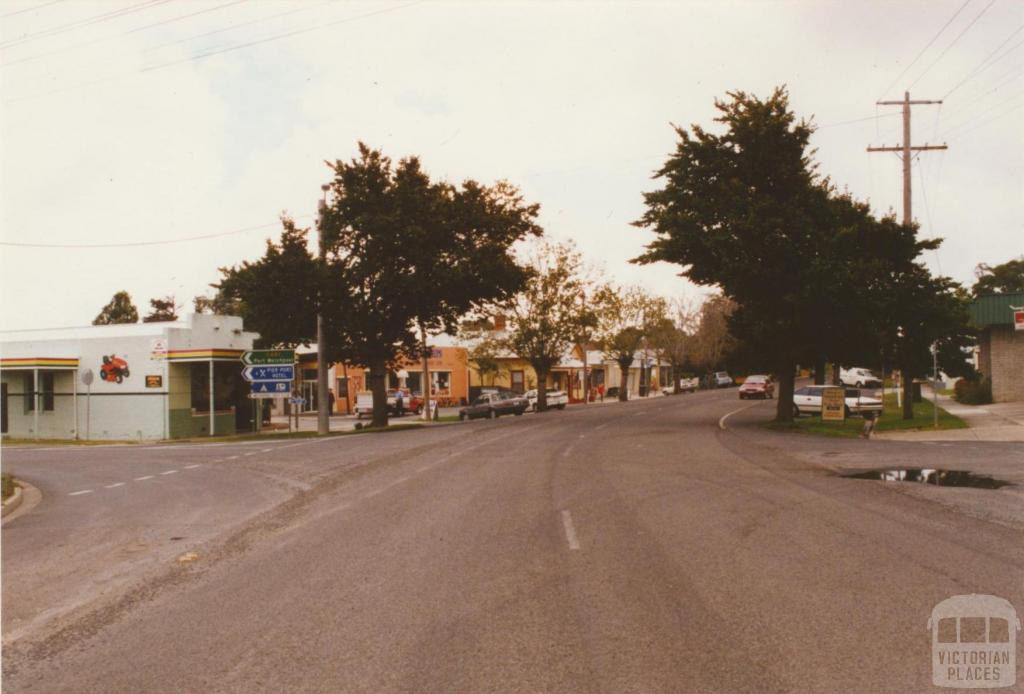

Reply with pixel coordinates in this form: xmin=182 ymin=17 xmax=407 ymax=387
xmin=840 ymin=468 xmax=1011 ymax=489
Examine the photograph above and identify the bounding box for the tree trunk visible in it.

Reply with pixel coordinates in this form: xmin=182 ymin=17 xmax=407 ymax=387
xmin=672 ymin=360 xmax=681 ymax=394
xmin=774 ymin=362 xmax=796 ymax=423
xmin=370 ymin=359 xmax=389 ymax=428
xmin=902 ymin=369 xmax=914 ymax=420
xmin=617 ymin=357 xmax=631 ymax=401
xmin=536 ymin=366 xmax=549 ymax=412
xmin=831 ymin=362 xmax=841 ymax=386
xmin=581 ymin=349 xmax=589 ymax=404
xmin=813 ymin=356 xmax=826 ymax=385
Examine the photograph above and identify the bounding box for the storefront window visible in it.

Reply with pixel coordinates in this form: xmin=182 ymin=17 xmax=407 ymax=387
xmin=432 ymin=371 xmax=451 ymax=393
xmin=190 ymin=363 xmax=239 ymax=413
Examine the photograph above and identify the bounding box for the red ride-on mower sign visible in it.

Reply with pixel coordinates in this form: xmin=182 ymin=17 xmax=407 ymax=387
xmin=100 ymin=354 xmax=130 ymax=383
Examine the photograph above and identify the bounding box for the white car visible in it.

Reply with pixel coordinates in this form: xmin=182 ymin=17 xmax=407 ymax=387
xmin=839 ymin=367 xmax=882 ymax=389
xmin=662 ymin=377 xmax=699 ymax=395
xmin=792 ymin=385 xmax=883 ymax=418
xmin=714 ymin=371 xmax=733 ymax=387
xmin=525 ymin=389 xmax=568 ymax=411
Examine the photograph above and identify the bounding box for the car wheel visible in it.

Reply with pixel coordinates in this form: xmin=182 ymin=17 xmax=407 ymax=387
xmin=459 ymin=412 xmax=465 ymax=421
xmin=514 ymin=410 xmax=523 ymax=416
xmin=792 ymin=404 xmax=801 ymax=418
xmin=489 ymin=409 xmax=497 ymax=419
xmin=557 ymin=404 xmax=566 ymax=410
xmin=844 ymin=405 xmax=852 ymax=417
xmin=856 ymin=381 xmax=863 ymax=388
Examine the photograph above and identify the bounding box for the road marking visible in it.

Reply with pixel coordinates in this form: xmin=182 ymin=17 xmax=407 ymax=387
xmin=68 ymin=489 xmax=93 ymax=496
xmin=718 ymin=403 xmax=758 ymax=430
xmin=160 ymin=470 xmax=178 ymax=475
xmin=364 ymin=489 xmax=382 ymax=498
xmin=243 ymin=451 xmax=259 ymax=457
xmin=578 ymin=434 xmax=585 ymax=439
xmin=261 ymin=448 xmax=272 ymax=453
xmin=394 ymin=476 xmax=410 ymax=484
xmin=184 ymin=464 xmax=201 ymax=469
xmin=561 ymin=510 xmax=580 ymax=550
xmin=225 ymin=455 xmax=239 ymax=460
xmin=562 ymin=446 xmax=574 ymax=458
xmin=134 ymin=475 xmax=154 ymax=481
xmin=104 ymin=482 xmax=126 ymax=488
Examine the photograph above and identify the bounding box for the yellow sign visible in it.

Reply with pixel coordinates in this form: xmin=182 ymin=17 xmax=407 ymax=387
xmin=145 ymin=375 xmax=163 ymax=388
xmin=821 ymin=386 xmax=846 ymax=422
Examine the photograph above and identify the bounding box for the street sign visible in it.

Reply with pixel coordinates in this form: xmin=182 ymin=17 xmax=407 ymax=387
xmin=1013 ymin=306 xmax=1024 ymax=332
xmin=241 ymin=349 xmax=295 ymax=366
xmin=821 ymin=386 xmax=846 ymax=422
xmin=249 ymin=380 xmax=291 ymax=395
xmin=249 ymin=392 xmax=283 ymax=399
xmin=242 ymin=365 xmax=295 ymax=382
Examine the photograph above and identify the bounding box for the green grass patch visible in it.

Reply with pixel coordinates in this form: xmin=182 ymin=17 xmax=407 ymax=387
xmin=2 ymin=473 xmax=17 ymax=502
xmin=766 ymin=394 xmax=967 ymax=438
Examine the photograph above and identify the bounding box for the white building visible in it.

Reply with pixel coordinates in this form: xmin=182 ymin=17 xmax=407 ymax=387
xmin=1 ymin=314 xmax=258 ymax=441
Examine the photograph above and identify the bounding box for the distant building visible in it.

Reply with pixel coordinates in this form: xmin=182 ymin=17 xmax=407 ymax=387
xmin=0 ymin=314 xmax=258 ymax=440
xmin=970 ymin=291 xmax=1024 ymax=402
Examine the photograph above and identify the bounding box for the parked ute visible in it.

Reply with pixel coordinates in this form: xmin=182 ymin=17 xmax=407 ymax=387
xmin=714 ymin=371 xmax=734 ymax=388
xmin=459 ymin=391 xmax=528 ymax=420
xmin=662 ymin=377 xmax=699 ymax=395
xmin=792 ymin=385 xmax=882 ymax=418
xmin=525 ymin=389 xmax=568 ymax=411
xmin=354 ymin=389 xmax=422 ymax=418
xmin=840 ymin=367 xmax=883 ymax=389
xmin=738 ymin=375 xmax=774 ymax=399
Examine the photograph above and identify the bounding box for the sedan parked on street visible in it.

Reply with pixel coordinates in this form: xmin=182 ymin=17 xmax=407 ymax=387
xmin=738 ymin=375 xmax=774 ymax=399
xmin=792 ymin=385 xmax=883 ymax=418
xmin=458 ymin=391 xmax=529 ymax=420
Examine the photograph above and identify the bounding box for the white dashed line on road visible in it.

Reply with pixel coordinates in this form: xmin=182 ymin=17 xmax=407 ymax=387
xmin=160 ymin=470 xmax=178 ymax=475
xmin=184 ymin=464 xmax=201 ymax=469
xmin=68 ymin=490 xmax=93 ymax=496
xmin=134 ymin=475 xmax=154 ymax=481
xmin=104 ymin=482 xmax=126 ymax=489
xmin=561 ymin=509 xmax=580 ymax=550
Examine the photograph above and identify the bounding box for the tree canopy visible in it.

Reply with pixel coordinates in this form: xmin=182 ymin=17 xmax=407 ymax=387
xmin=93 ymin=291 xmax=139 ymax=325
xmin=142 ymin=296 xmax=179 ymax=323
xmin=973 ymin=256 xmax=1024 ymax=296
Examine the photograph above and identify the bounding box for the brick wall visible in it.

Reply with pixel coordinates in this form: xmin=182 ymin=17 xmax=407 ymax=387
xmin=987 ymin=326 xmax=1024 ymax=403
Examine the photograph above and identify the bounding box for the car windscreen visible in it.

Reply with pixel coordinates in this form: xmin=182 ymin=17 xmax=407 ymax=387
xmin=745 ymin=376 xmax=766 ymax=383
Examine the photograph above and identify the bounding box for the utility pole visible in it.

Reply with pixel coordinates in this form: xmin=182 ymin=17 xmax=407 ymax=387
xmin=316 ymin=184 xmax=330 ymax=436
xmin=867 ymin=91 xmax=947 ymax=226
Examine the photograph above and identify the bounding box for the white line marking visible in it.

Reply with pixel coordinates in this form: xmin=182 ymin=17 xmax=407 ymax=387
xmin=225 ymin=455 xmax=239 ymax=460
xmin=578 ymin=434 xmax=585 ymax=439
xmin=719 ymin=403 xmax=758 ymax=430
xmin=243 ymin=451 xmax=259 ymax=456
xmin=562 ymin=447 xmax=574 ymax=458
xmin=134 ymin=475 xmax=154 ymax=481
xmin=68 ymin=489 xmax=93 ymax=496
xmin=104 ymin=482 xmax=126 ymax=488
xmin=561 ymin=509 xmax=580 ymax=550
xmin=364 ymin=489 xmax=382 ymax=498
xmin=261 ymin=448 xmax=272 ymax=452
xmin=184 ymin=464 xmax=201 ymax=469
xmin=394 ymin=476 xmax=410 ymax=484
xmin=160 ymin=470 xmax=178 ymax=475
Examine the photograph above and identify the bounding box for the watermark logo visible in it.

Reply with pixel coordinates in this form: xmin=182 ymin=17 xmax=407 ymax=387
xmin=929 ymin=594 xmax=1020 ymax=688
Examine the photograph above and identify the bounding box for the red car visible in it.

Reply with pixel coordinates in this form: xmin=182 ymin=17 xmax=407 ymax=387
xmin=738 ymin=374 xmax=774 ymax=399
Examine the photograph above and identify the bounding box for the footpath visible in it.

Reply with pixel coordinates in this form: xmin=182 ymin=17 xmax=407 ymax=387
xmin=873 ymin=388 xmax=1024 ymax=443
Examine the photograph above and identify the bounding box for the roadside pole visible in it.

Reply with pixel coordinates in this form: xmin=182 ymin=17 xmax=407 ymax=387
xmin=316 ymin=184 xmax=330 ymax=436
xmin=931 ymin=343 xmax=939 ymax=429
xmin=421 ymin=324 xmax=431 ymax=422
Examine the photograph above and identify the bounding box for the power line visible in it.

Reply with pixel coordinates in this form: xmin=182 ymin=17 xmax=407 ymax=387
xmin=947 ymin=95 xmax=1024 ymax=139
xmin=943 ymin=24 xmax=1024 ymax=98
xmin=816 ymin=112 xmax=901 ymax=129
xmin=0 ymin=0 xmax=65 ymax=20
xmin=908 ymin=0 xmax=997 ymax=90
xmin=0 ymin=0 xmax=173 ymax=50
xmin=878 ymin=0 xmax=972 ymax=100
xmin=940 ymin=87 xmax=1024 ymax=137
xmin=0 ymin=217 xmax=311 ymax=249
xmin=0 ymin=0 xmax=247 ymax=69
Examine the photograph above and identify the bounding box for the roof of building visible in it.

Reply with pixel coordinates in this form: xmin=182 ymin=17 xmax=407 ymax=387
xmin=969 ymin=292 xmax=1024 ymax=328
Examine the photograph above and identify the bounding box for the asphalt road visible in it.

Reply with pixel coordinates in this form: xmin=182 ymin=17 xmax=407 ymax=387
xmin=3 ymin=389 xmax=1023 ymax=693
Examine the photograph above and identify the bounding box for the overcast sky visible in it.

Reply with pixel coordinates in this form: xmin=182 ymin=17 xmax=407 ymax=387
xmin=1 ymin=0 xmax=1021 ymax=331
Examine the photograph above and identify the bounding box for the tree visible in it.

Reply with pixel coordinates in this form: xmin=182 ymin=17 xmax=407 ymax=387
xmin=461 ymin=323 xmax=507 ymax=387
xmin=973 ymin=256 xmax=1024 ymax=296
xmin=193 ymin=290 xmax=240 ymax=316
xmin=143 ymin=296 xmax=179 ymax=323
xmin=649 ymin=299 xmax=698 ymax=393
xmin=93 ymin=291 xmax=139 ymax=325
xmin=688 ymin=295 xmax=737 ymax=377
xmin=594 ymin=286 xmax=661 ymax=401
xmin=505 ymin=242 xmax=595 ymax=412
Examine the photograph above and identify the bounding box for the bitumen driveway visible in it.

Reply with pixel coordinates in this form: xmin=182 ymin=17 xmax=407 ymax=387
xmin=2 ymin=389 xmax=1022 ymax=693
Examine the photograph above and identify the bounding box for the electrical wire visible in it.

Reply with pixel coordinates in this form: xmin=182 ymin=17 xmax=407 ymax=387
xmin=0 ymin=217 xmax=311 ymax=249
xmin=916 ymin=155 xmax=943 ymax=275
xmin=817 ymin=112 xmax=900 ymax=129
xmin=0 ymin=0 xmax=247 ymax=69
xmin=0 ymin=0 xmax=173 ymax=50
xmin=878 ymin=0 xmax=973 ymax=100
xmin=947 ymin=97 xmax=1024 ymax=139
xmin=943 ymin=24 xmax=1024 ymax=99
xmin=939 ymin=87 xmax=1024 ymax=137
xmin=0 ymin=0 xmax=65 ymax=20
xmin=908 ymin=0 xmax=998 ymax=91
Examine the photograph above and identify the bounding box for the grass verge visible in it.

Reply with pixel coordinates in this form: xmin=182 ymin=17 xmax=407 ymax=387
xmin=764 ymin=394 xmax=967 ymax=438
xmin=2 ymin=473 xmax=17 ymax=502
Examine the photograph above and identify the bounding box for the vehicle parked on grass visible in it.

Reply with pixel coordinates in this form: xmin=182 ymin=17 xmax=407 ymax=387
xmin=458 ymin=390 xmax=529 ymax=420
xmin=840 ymin=367 xmax=883 ymax=389
xmin=714 ymin=371 xmax=734 ymax=388
xmin=661 ymin=377 xmax=699 ymax=395
xmin=738 ymin=375 xmax=774 ymax=399
xmin=792 ymin=385 xmax=883 ymax=418
xmin=525 ymin=389 xmax=568 ymax=411
xmin=354 ymin=389 xmax=423 ymax=418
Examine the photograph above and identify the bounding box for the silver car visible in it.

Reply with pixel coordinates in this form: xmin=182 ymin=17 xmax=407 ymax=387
xmin=792 ymin=385 xmax=882 ymax=418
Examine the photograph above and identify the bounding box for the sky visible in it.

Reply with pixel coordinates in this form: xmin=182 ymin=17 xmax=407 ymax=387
xmin=1 ymin=0 xmax=1022 ymax=331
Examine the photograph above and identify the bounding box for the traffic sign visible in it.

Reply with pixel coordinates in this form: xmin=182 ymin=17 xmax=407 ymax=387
xmin=241 ymin=349 xmax=295 ymax=366
xmin=242 ymin=365 xmax=295 ymax=382
xmin=249 ymin=380 xmax=291 ymax=395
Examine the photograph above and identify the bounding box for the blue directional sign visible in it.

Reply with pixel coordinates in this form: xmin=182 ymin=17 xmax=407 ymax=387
xmin=249 ymin=380 xmax=291 ymax=395
xmin=242 ymin=365 xmax=295 ymax=382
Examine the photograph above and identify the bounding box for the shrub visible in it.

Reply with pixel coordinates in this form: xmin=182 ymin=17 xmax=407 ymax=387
xmin=1 ymin=473 xmax=15 ymax=501
xmin=954 ymin=377 xmax=993 ymax=405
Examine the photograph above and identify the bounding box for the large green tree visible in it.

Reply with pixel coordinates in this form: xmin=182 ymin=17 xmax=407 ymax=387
xmin=143 ymin=296 xmax=179 ymax=323
xmin=93 ymin=291 xmax=139 ymax=325
xmin=973 ymin=256 xmax=1024 ymax=296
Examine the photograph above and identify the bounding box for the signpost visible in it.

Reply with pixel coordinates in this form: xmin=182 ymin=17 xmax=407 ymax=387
xmin=241 ymin=350 xmax=296 ymax=432
xmin=242 ymin=365 xmax=295 ymax=382
xmin=821 ymin=386 xmax=846 ymax=422
xmin=241 ymin=349 xmax=295 ymax=366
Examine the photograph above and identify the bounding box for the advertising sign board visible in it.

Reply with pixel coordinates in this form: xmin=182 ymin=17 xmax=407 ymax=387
xmin=822 ymin=386 xmax=846 ymax=422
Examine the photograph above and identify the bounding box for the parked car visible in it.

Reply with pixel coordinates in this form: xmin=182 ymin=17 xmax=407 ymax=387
xmin=840 ymin=367 xmax=883 ymax=389
xmin=355 ymin=389 xmax=422 ymax=418
xmin=792 ymin=385 xmax=882 ymax=418
xmin=738 ymin=375 xmax=774 ymax=399
xmin=714 ymin=371 xmax=734 ymax=388
xmin=458 ymin=390 xmax=529 ymax=420
xmin=525 ymin=389 xmax=568 ymax=411
xmin=662 ymin=377 xmax=699 ymax=395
